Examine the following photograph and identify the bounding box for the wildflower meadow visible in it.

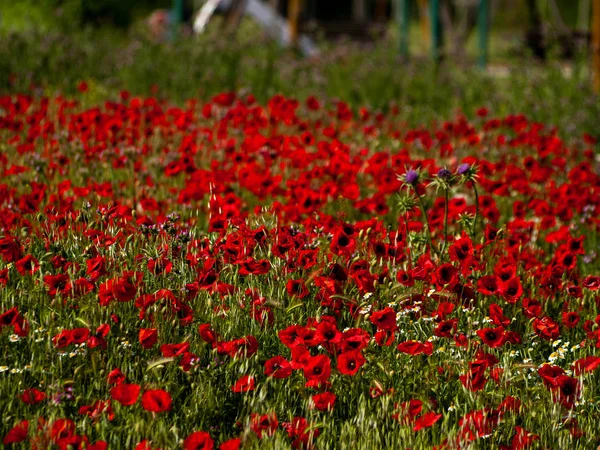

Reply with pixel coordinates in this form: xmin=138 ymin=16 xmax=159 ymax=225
xmin=1 ymin=87 xmax=600 ymax=449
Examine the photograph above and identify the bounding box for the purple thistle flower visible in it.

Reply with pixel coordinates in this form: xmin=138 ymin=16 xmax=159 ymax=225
xmin=457 ymin=163 xmax=471 ymax=175
xmin=437 ymin=168 xmax=452 ymax=179
xmin=405 ymin=169 xmax=419 ymax=186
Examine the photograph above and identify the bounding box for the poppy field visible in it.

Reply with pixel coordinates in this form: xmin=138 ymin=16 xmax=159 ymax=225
xmin=1 ymin=89 xmax=600 ymax=449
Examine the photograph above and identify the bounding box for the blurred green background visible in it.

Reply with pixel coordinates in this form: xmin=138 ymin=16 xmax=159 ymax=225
xmin=0 ymin=0 xmax=598 ymax=137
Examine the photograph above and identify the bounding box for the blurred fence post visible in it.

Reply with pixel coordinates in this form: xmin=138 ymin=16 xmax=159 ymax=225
xmin=593 ymin=0 xmax=600 ymax=92
xmin=397 ymin=0 xmax=411 ymax=58
xmin=288 ymin=0 xmax=301 ymax=46
xmin=171 ymin=0 xmax=184 ymax=39
xmin=478 ymin=0 xmax=489 ymax=68
xmin=430 ymin=0 xmax=442 ymax=63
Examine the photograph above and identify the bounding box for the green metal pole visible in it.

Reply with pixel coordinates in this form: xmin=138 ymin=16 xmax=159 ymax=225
xmin=172 ymin=0 xmax=184 ymax=39
xmin=478 ymin=0 xmax=489 ymax=68
xmin=430 ymin=0 xmax=441 ymax=63
xmin=397 ymin=0 xmax=411 ymax=58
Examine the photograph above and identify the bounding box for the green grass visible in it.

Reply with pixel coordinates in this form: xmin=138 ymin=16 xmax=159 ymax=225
xmin=0 ymin=17 xmax=598 ymax=137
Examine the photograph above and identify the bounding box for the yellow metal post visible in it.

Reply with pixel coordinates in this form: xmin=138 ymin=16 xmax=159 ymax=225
xmin=593 ymin=0 xmax=600 ymax=92
xmin=288 ymin=0 xmax=301 ymax=46
xmin=417 ymin=0 xmax=430 ymax=47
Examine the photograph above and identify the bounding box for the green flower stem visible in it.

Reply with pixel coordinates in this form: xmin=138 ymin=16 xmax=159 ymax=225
xmin=414 ymin=187 xmax=438 ymax=259
xmin=441 ymin=188 xmax=449 ymax=260
xmin=472 ymin=181 xmax=480 ymax=242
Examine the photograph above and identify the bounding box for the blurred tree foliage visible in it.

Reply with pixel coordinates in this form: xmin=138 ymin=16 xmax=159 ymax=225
xmin=0 ymin=0 xmax=173 ymax=30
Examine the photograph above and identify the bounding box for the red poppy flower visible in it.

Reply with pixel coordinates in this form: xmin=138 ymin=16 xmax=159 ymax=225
xmin=315 ymin=321 xmax=342 ymax=346
xmin=21 ymin=388 xmax=46 ymax=405
xmin=413 ymin=411 xmax=443 ymax=432
xmin=434 ymin=319 xmax=458 ymax=338
xmin=555 ymin=375 xmax=580 ymax=409
xmin=511 ymin=426 xmax=539 ymax=449
xmin=198 ymin=324 xmax=218 ymax=347
xmin=44 ymin=274 xmax=71 ymax=297
xmin=219 ymin=438 xmax=241 ymax=450
xmin=582 ymin=275 xmax=600 ymax=290
xmin=15 ymin=255 xmax=39 ymax=275
xmin=264 ymin=356 xmax=293 ymax=379
xmin=279 ymin=325 xmax=306 ymax=348
xmin=435 ymin=263 xmax=458 ymax=286
xmin=561 ymin=311 xmax=580 ymax=328
xmin=139 ymin=328 xmax=158 ymax=349
xmin=532 ymin=316 xmax=559 ymax=341
xmin=369 ymin=307 xmax=397 ymax=331
xmin=303 ymin=355 xmax=331 ymax=382
xmin=232 ymin=375 xmax=255 ymax=393
xmin=250 ymin=413 xmax=278 ymax=438
xmin=340 ymin=328 xmax=370 ymax=352
xmin=141 ymin=389 xmax=172 ymax=413
xmin=397 ymin=340 xmax=434 ymax=356
xmin=53 ymin=330 xmax=73 ymax=348
xmin=51 ymin=418 xmax=76 ymax=441
xmin=110 ymin=384 xmax=141 ymax=406
xmin=477 ymin=275 xmax=499 ymax=296
xmin=459 ymin=366 xmax=488 ymax=392
xmin=572 ymin=356 xmax=600 ymax=375
xmin=0 ymin=236 xmax=23 ymax=263
xmin=537 ymin=364 xmax=565 ymax=389
xmin=107 ymin=368 xmax=126 ymax=385
xmin=286 ymin=279 xmax=309 ymax=298
xmin=337 ymin=350 xmax=366 ymax=376
xmin=476 ymin=326 xmax=506 ymax=348
xmin=160 ymin=342 xmax=190 ymax=357
xmin=70 ymin=328 xmax=90 ymax=344
xmin=3 ymin=420 xmax=28 ymax=445
xmin=499 ymin=276 xmax=523 ymax=303
xmin=311 ymin=391 xmax=336 ymax=412
xmin=0 ymin=307 xmax=20 ymax=327
xmin=183 ymin=431 xmax=214 ymax=450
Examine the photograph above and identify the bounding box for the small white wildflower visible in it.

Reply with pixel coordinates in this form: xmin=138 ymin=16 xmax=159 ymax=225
xmin=552 ymin=339 xmax=562 ymax=348
xmin=363 ymin=292 xmax=373 ymax=300
xmin=448 ymin=405 xmax=455 ymax=412
xmin=9 ymin=334 xmax=21 ymax=343
xmin=523 ymin=358 xmax=532 ymax=364
xmin=0 ymin=366 xmax=8 ymax=372
xmin=10 ymin=368 xmax=22 ymax=374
